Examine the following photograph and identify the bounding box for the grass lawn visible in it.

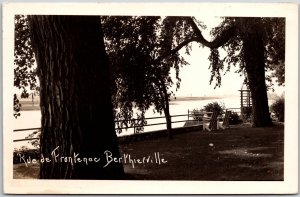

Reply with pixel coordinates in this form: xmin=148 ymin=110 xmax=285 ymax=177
xmin=14 ymin=124 xmax=284 ymax=180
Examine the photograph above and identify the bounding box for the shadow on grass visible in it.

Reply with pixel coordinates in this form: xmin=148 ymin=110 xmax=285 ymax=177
xmin=14 ymin=124 xmax=284 ymax=180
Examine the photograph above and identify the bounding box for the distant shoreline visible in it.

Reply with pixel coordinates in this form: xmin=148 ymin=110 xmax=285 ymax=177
xmin=170 ymin=96 xmax=226 ymax=102
xmin=19 ymin=96 xmax=235 ymax=111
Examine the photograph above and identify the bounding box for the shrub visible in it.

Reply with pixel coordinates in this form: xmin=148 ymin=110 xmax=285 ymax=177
xmin=190 ymin=101 xmax=226 ymax=121
xmin=203 ymin=101 xmax=225 ymax=116
xmin=190 ymin=108 xmax=204 ymax=121
xmin=242 ymin=106 xmax=252 ymax=120
xmin=229 ymin=112 xmax=242 ymax=125
xmin=270 ymin=97 xmax=284 ymax=122
xmin=25 ymin=129 xmax=40 ymax=149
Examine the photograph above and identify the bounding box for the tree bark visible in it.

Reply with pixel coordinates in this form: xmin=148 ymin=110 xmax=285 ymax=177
xmin=163 ymin=98 xmax=172 ymax=139
xmin=242 ymin=28 xmax=273 ymax=127
xmin=159 ymin=77 xmax=173 ymax=139
xmin=28 ymin=15 xmax=124 ymax=179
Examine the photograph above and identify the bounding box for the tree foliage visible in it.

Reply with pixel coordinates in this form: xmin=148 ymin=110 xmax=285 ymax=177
xmin=14 ymin=15 xmax=39 ymax=118
xmin=14 ymin=15 xmax=38 ymax=94
xmin=103 ymin=16 xmax=161 ymax=132
xmin=270 ymin=96 xmax=285 ymax=122
xmin=13 ymin=94 xmax=21 ymax=118
xmin=208 ymin=17 xmax=285 ymax=88
xmin=102 ymin=16 xmax=204 ymax=133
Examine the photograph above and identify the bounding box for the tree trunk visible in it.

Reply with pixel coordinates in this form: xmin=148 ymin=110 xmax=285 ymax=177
xmin=159 ymin=79 xmax=172 ymax=139
xmin=28 ymin=16 xmax=124 ymax=179
xmin=164 ymin=99 xmax=172 ymax=139
xmin=243 ymin=28 xmax=273 ymax=127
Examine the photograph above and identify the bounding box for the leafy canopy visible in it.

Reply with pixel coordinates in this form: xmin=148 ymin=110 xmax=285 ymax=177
xmin=208 ymin=17 xmax=285 ymax=88
xmin=102 ymin=16 xmax=206 ymax=133
xmin=14 ymin=15 xmax=39 ymax=118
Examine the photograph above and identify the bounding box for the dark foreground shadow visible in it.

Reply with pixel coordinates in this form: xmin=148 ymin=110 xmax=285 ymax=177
xmin=13 ymin=124 xmax=284 ymax=180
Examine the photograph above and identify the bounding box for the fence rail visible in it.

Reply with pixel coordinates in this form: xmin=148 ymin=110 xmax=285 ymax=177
xmin=13 ymin=112 xmax=195 ymax=142
xmin=13 ymin=127 xmax=41 ymax=132
xmin=14 ymin=137 xmax=40 ymax=142
xmin=13 ymin=108 xmax=242 ymax=143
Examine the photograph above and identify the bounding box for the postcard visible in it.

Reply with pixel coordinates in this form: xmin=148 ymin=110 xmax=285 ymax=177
xmin=3 ymin=2 xmax=298 ymax=194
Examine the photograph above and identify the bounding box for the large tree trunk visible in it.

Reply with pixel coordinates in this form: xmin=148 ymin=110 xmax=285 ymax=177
xmin=242 ymin=25 xmax=273 ymax=127
xmin=28 ymin=15 xmax=124 ymax=179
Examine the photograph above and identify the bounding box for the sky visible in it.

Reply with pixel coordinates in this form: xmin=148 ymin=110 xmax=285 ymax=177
xmin=170 ymin=17 xmax=284 ymax=97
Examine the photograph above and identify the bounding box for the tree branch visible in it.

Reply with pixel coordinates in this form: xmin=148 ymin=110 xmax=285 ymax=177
xmin=186 ymin=17 xmax=237 ymax=49
xmin=154 ymin=17 xmax=237 ymax=64
xmin=155 ymin=36 xmax=199 ymax=63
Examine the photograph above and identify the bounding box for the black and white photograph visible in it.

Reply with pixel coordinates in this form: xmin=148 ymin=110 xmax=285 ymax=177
xmin=3 ymin=3 xmax=298 ymax=194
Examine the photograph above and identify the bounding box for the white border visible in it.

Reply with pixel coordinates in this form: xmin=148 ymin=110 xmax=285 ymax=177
xmin=3 ymin=2 xmax=298 ymax=194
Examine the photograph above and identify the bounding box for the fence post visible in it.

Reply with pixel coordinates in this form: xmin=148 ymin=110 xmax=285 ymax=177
xmin=32 ymin=93 xmax=34 ymax=107
xmin=133 ymin=120 xmax=136 ymax=134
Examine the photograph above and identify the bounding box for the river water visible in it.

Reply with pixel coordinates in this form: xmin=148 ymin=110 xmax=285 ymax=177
xmin=12 ymin=96 xmax=246 ymax=149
